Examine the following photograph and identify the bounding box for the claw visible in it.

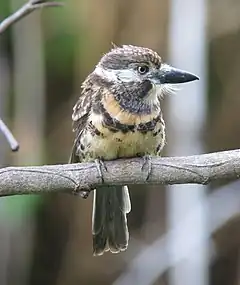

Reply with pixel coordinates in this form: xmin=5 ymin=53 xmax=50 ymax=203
xmin=95 ymin=159 xmax=107 ymax=183
xmin=80 ymin=190 xmax=90 ymax=199
xmin=141 ymin=155 xmax=152 ymax=181
xmin=73 ymin=190 xmax=90 ymax=199
xmin=72 ymin=184 xmax=91 ymax=199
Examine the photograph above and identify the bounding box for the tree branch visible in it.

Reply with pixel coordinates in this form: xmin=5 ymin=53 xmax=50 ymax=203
xmin=0 ymin=0 xmax=63 ymax=34
xmin=0 ymin=119 xmax=19 ymax=151
xmin=0 ymin=149 xmax=239 ymax=197
xmin=0 ymin=0 xmax=63 ymax=151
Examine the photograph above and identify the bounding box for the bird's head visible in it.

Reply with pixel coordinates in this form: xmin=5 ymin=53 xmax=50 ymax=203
xmin=92 ymin=45 xmax=199 ymax=114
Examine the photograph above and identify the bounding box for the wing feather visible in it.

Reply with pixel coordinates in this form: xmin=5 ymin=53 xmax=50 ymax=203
xmin=69 ymin=78 xmax=93 ymax=163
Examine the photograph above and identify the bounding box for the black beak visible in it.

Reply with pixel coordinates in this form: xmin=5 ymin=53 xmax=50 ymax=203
xmin=155 ymin=65 xmax=199 ymax=84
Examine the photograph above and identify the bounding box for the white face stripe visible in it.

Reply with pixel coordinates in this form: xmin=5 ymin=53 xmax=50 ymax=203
xmin=94 ymin=66 xmax=118 ymax=81
xmin=94 ymin=66 xmax=140 ymax=83
xmin=115 ymin=69 xmax=140 ymax=83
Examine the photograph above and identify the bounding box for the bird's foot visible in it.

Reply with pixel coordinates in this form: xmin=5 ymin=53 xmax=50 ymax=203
xmin=72 ymin=184 xmax=92 ymax=199
xmin=95 ymin=158 xmax=107 ymax=183
xmin=141 ymin=155 xmax=152 ymax=181
xmin=78 ymin=189 xmax=91 ymax=199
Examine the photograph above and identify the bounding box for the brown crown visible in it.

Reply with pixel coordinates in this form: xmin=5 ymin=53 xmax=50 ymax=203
xmin=98 ymin=45 xmax=162 ymax=70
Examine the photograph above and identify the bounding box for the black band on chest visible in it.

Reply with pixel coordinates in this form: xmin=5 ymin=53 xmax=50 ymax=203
xmin=89 ymin=122 xmax=103 ymax=136
xmin=93 ymin=101 xmax=161 ymax=134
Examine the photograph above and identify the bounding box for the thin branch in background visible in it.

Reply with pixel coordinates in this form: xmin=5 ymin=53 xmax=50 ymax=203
xmin=0 ymin=0 xmax=64 ymax=151
xmin=0 ymin=119 xmax=19 ymax=151
xmin=0 ymin=0 xmax=64 ymax=34
xmin=0 ymin=117 xmax=19 ymax=152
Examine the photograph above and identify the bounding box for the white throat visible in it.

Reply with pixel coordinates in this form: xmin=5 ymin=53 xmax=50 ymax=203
xmin=145 ymin=84 xmax=162 ymax=106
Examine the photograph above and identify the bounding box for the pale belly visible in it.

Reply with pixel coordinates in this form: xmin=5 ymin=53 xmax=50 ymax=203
xmin=80 ymin=125 xmax=165 ymax=162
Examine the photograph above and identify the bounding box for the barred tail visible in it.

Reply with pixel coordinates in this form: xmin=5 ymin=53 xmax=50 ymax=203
xmin=92 ymin=185 xmax=131 ymax=256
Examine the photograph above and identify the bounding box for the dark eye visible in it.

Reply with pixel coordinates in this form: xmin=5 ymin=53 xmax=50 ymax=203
xmin=138 ymin=65 xmax=149 ymax=74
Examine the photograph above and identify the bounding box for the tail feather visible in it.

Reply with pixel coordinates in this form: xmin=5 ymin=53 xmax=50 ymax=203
xmin=92 ymin=185 xmax=131 ymax=256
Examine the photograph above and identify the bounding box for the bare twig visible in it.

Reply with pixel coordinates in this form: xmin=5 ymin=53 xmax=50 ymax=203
xmin=0 ymin=0 xmax=63 ymax=34
xmin=0 ymin=149 xmax=239 ymax=197
xmin=0 ymin=0 xmax=63 ymax=151
xmin=0 ymin=119 xmax=19 ymax=151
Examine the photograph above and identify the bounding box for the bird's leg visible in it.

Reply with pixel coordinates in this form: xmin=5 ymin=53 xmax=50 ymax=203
xmin=73 ymin=158 xmax=107 ymax=198
xmin=95 ymin=158 xmax=107 ymax=183
xmin=141 ymin=155 xmax=152 ymax=181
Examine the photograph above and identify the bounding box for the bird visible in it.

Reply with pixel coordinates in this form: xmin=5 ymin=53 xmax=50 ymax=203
xmin=69 ymin=44 xmax=199 ymax=256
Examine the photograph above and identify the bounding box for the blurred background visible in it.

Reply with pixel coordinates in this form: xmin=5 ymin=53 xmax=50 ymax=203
xmin=0 ymin=0 xmax=240 ymax=284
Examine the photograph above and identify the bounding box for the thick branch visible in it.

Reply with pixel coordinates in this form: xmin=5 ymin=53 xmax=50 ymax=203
xmin=0 ymin=149 xmax=239 ymax=197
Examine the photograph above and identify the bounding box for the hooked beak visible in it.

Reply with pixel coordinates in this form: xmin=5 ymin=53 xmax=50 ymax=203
xmin=152 ymin=64 xmax=199 ymax=84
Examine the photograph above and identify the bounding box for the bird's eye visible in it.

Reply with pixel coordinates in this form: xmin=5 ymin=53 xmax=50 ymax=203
xmin=137 ymin=65 xmax=149 ymax=74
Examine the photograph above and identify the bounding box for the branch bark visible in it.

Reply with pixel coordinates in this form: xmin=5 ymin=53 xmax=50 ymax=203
xmin=0 ymin=149 xmax=239 ymax=197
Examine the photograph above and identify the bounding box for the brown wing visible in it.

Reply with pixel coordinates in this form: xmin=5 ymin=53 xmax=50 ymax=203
xmin=69 ymin=79 xmax=93 ymax=163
